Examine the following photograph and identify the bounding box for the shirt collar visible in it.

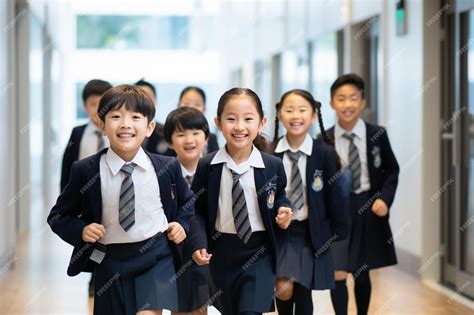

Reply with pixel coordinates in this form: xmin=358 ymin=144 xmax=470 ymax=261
xmin=274 ymin=133 xmax=313 ymax=156
xmin=179 ymin=163 xmax=195 ymax=178
xmin=335 ymin=118 xmax=365 ymax=140
xmin=211 ymin=145 xmax=264 ymax=173
xmin=106 ymin=147 xmax=149 ymax=176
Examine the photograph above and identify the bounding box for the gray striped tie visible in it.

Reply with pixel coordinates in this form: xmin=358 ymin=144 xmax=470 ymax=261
xmin=231 ymin=170 xmax=252 ymax=244
xmin=119 ymin=163 xmax=137 ymax=231
xmin=343 ymin=133 xmax=361 ymax=191
xmin=185 ymin=175 xmax=193 ymax=188
xmin=287 ymin=151 xmax=305 ymax=211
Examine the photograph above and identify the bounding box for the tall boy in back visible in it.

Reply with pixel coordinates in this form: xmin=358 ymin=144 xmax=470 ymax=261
xmin=60 ymin=79 xmax=112 ymax=191
xmin=327 ymin=74 xmax=399 ymax=315
xmin=48 ymin=85 xmax=194 ymax=314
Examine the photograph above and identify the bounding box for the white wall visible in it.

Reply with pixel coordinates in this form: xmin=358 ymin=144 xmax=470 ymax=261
xmin=0 ymin=0 xmax=18 ymax=264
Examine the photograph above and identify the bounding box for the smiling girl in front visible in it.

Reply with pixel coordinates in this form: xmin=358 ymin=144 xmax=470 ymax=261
xmin=272 ymin=89 xmax=349 ymax=315
xmin=189 ymin=88 xmax=292 ymax=315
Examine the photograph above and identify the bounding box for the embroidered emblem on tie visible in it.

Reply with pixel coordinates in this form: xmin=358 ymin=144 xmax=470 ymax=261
xmin=287 ymin=151 xmax=305 ymax=211
xmin=231 ymin=170 xmax=252 ymax=244
xmin=119 ymin=163 xmax=137 ymax=231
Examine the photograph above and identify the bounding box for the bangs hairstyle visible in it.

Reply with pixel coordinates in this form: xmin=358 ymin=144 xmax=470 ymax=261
xmin=330 ymin=73 xmax=365 ymax=99
xmin=98 ymin=84 xmax=156 ymax=123
xmin=217 ymin=87 xmax=269 ymax=152
xmin=164 ymin=107 xmax=210 ymax=144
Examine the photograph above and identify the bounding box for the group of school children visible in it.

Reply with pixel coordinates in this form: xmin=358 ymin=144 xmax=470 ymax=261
xmin=48 ymin=73 xmax=400 ymax=315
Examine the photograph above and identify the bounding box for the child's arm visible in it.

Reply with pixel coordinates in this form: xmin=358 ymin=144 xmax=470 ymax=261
xmin=188 ymin=160 xmax=210 ymax=263
xmin=324 ymin=146 xmax=350 ymax=241
xmin=273 ymin=160 xmax=292 ymax=229
xmin=48 ymin=162 xmax=90 ymax=247
xmin=60 ymin=130 xmax=76 ymax=191
xmin=378 ymin=129 xmax=400 ymax=209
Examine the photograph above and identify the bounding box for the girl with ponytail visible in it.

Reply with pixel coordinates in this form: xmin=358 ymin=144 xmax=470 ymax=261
xmin=272 ymin=89 xmax=349 ymax=315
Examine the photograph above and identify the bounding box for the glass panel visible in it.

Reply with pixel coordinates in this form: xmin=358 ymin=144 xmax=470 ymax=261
xmin=76 ymin=15 xmax=190 ymax=49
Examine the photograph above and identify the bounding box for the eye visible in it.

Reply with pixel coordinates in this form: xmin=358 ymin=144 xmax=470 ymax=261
xmin=245 ymin=117 xmax=254 ymax=121
xmin=111 ymin=114 xmax=120 ymax=119
xmin=227 ymin=117 xmax=235 ymax=122
xmin=132 ymin=115 xmax=142 ymax=119
xmin=193 ymin=131 xmax=201 ymax=136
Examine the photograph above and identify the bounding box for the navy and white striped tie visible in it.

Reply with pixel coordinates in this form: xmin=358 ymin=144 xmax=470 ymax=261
xmin=119 ymin=163 xmax=137 ymax=231
xmin=231 ymin=170 xmax=252 ymax=244
xmin=343 ymin=133 xmax=361 ymax=191
xmin=287 ymin=151 xmax=304 ymax=211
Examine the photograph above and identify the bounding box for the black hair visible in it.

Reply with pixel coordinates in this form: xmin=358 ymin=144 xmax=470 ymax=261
xmin=135 ymin=79 xmax=157 ymax=98
xmin=164 ymin=107 xmax=210 ymax=144
xmin=98 ymin=84 xmax=156 ymax=123
xmin=217 ymin=87 xmax=269 ymax=152
xmin=330 ymin=73 xmax=365 ymax=99
xmin=179 ymin=86 xmax=206 ymax=105
xmin=82 ymin=79 xmax=112 ymax=102
xmin=274 ymin=89 xmax=341 ymax=168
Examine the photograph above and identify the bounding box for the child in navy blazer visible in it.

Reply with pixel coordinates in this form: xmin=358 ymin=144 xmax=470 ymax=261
xmin=60 ymin=79 xmax=112 ymax=192
xmin=48 ymin=85 xmax=194 ymax=315
xmin=327 ymin=74 xmax=399 ymax=315
xmin=189 ymin=88 xmax=293 ymax=315
xmin=272 ymin=89 xmax=349 ymax=315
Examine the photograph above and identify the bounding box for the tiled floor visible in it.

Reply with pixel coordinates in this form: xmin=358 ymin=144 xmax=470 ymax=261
xmin=0 ymin=208 xmax=472 ymax=314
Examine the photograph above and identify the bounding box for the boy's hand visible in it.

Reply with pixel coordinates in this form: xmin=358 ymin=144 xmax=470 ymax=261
xmin=276 ymin=207 xmax=293 ymax=229
xmin=371 ymin=199 xmax=388 ymax=217
xmin=192 ymin=248 xmax=212 ymax=265
xmin=167 ymin=222 xmax=186 ymax=244
xmin=82 ymin=223 xmax=106 ymax=243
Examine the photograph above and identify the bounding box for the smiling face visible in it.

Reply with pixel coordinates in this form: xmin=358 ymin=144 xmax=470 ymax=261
xmin=179 ymin=90 xmax=205 ymax=113
xmin=214 ymin=95 xmax=266 ymax=158
xmin=330 ymin=84 xmax=366 ymax=130
xmin=279 ymin=93 xmax=316 ymax=139
xmin=169 ymin=128 xmax=207 ymax=165
xmin=101 ymin=105 xmax=155 ymax=161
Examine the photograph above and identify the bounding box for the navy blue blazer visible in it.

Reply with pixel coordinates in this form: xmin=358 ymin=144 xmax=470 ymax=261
xmin=60 ymin=124 xmax=87 ymax=191
xmin=48 ymin=148 xmax=194 ymax=277
xmin=274 ymin=138 xmax=349 ymax=256
xmin=188 ymin=150 xmax=291 ymax=266
xmin=327 ymin=121 xmax=399 ymax=269
xmin=327 ymin=121 xmax=399 ymax=209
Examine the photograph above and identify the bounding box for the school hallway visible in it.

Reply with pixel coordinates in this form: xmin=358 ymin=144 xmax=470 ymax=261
xmin=1 ymin=0 xmax=474 ymax=314
xmin=0 ymin=201 xmax=471 ymax=314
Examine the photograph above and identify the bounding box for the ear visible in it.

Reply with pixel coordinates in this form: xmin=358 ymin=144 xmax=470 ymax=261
xmin=214 ymin=116 xmax=221 ymax=131
xmin=330 ymin=99 xmax=336 ymax=110
xmin=146 ymin=120 xmax=156 ymax=137
xmin=361 ymin=98 xmax=367 ymax=110
xmin=98 ymin=119 xmax=106 ymax=133
xmin=259 ymin=116 xmax=268 ymax=133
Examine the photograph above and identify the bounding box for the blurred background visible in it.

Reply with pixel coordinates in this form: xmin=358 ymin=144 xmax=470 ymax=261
xmin=0 ymin=0 xmax=473 ymax=313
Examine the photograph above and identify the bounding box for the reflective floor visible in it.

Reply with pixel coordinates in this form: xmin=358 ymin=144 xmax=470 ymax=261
xmin=0 ymin=205 xmax=472 ymax=314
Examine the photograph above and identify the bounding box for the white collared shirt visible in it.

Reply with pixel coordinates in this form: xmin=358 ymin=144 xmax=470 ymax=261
xmin=211 ymin=145 xmax=266 ymax=233
xmin=275 ymin=133 xmax=313 ymax=221
xmin=99 ymin=147 xmax=168 ymax=244
xmin=334 ymin=118 xmax=371 ymax=193
xmin=79 ymin=121 xmax=110 ymax=160
xmin=179 ymin=163 xmax=195 ymax=188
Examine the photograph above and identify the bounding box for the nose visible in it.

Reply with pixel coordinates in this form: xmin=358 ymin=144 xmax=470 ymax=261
xmin=235 ymin=119 xmax=244 ymax=131
xmin=120 ymin=116 xmax=132 ymax=128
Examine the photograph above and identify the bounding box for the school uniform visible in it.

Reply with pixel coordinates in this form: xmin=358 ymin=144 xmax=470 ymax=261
xmin=174 ymin=164 xmax=210 ymax=312
xmin=273 ymin=134 xmax=349 ymax=290
xmin=188 ymin=146 xmax=291 ymax=315
xmin=48 ymin=147 xmax=194 ymax=315
xmin=60 ymin=122 xmax=109 ymax=191
xmin=327 ymin=119 xmax=399 ymax=272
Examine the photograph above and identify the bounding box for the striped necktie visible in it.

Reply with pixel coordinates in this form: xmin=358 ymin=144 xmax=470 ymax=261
xmin=343 ymin=133 xmax=361 ymax=191
xmin=119 ymin=163 xmax=137 ymax=231
xmin=287 ymin=151 xmax=305 ymax=211
xmin=231 ymin=170 xmax=252 ymax=244
xmin=185 ymin=175 xmax=193 ymax=188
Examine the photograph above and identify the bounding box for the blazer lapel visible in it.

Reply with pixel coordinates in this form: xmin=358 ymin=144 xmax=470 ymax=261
xmin=254 ymin=167 xmax=272 ymax=228
xmin=148 ymin=154 xmax=172 ymax=219
xmin=208 ymin=163 xmax=223 ymax=227
xmin=86 ymin=150 xmax=105 ymax=223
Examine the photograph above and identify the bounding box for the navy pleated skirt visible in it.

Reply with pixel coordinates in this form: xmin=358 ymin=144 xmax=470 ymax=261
xmin=209 ymin=232 xmax=276 ymax=315
xmin=93 ymin=232 xmax=178 ymax=315
xmin=277 ymin=220 xmax=335 ymax=290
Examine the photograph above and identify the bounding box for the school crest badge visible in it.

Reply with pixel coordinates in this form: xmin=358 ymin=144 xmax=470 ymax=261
xmin=372 ymin=146 xmax=381 ymax=168
xmin=312 ymin=169 xmax=324 ymax=192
